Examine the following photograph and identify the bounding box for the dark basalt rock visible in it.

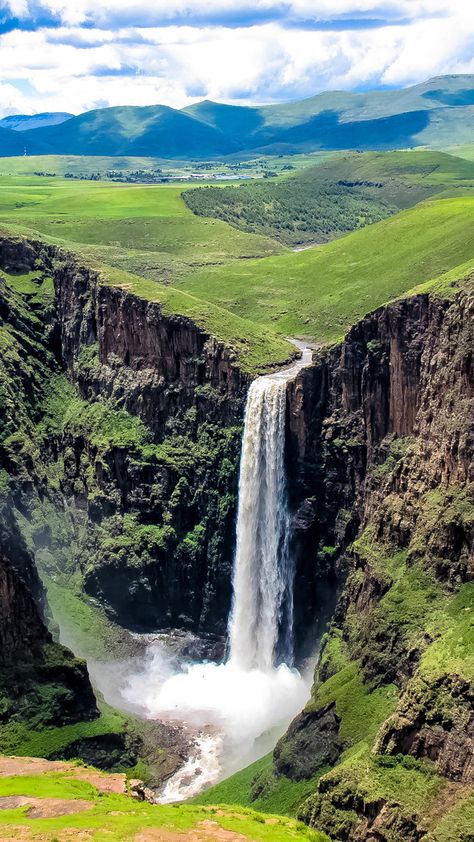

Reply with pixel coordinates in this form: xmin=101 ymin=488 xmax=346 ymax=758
xmin=273 ymin=703 xmax=342 ymax=780
xmin=284 ymin=282 xmax=474 ymax=840
xmin=1 ymin=231 xmax=473 ymax=840
xmin=286 ymin=286 xmax=473 ymax=660
xmin=0 ymin=543 xmax=98 ymax=727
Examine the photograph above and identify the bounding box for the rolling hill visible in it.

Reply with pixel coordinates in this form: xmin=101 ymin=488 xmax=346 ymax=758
xmin=172 ymin=195 xmax=474 ymax=343
xmin=1 ymin=74 xmax=472 ymax=159
xmin=0 ymin=124 xmax=52 ymax=155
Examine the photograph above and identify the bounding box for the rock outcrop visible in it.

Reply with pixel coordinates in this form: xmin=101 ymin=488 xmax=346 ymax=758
xmin=0 ymin=538 xmax=98 ymax=728
xmin=286 ymin=289 xmax=473 ymax=650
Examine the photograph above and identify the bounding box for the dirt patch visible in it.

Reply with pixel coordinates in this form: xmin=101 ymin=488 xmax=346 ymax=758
xmin=0 ymin=826 xmax=94 ymax=842
xmin=72 ymin=768 xmax=126 ymax=794
xmin=0 ymin=795 xmax=93 ymax=817
xmin=0 ymin=755 xmax=126 ymax=794
xmin=0 ymin=757 xmax=73 ymax=777
xmin=135 ymin=820 xmax=252 ymax=841
xmin=197 ymin=820 xmax=251 ymax=840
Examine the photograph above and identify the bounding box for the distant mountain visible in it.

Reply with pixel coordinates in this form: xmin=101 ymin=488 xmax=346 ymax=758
xmin=184 ymin=75 xmax=474 ymax=153
xmin=24 ymin=104 xmax=238 ymax=157
xmin=0 ymin=112 xmax=73 ymax=132
xmin=1 ymin=75 xmax=473 ymax=159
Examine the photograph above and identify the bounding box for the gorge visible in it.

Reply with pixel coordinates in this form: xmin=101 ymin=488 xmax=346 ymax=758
xmin=0 ymin=229 xmax=472 ymax=840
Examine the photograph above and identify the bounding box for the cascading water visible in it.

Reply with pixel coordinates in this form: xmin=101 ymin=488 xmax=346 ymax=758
xmin=120 ymin=344 xmax=314 ymax=801
xmin=229 ymin=376 xmax=294 ymax=671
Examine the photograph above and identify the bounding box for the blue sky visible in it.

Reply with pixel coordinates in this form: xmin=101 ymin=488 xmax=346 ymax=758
xmin=0 ymin=1 xmax=472 ymax=116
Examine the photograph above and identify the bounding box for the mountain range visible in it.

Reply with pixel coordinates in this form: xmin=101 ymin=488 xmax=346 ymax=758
xmin=0 ymin=74 xmax=473 ymax=158
xmin=0 ymin=111 xmax=73 ymax=132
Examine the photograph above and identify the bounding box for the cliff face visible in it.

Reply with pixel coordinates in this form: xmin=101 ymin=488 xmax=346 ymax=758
xmin=0 ymin=533 xmax=98 ymax=729
xmin=0 ymin=234 xmax=247 ymax=637
xmin=286 ymin=292 xmax=472 ymax=648
xmin=53 ymin=259 xmax=247 ymax=634
xmin=275 ymin=282 xmax=474 ymax=841
xmin=54 ymin=259 xmax=246 ymax=431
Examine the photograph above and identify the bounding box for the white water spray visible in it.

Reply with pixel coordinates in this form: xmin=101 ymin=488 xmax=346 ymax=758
xmin=121 ymin=344 xmax=314 ymax=799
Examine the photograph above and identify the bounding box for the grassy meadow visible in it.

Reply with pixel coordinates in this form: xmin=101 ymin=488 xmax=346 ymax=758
xmin=175 ymin=196 xmax=474 ymax=342
xmin=0 ymin=150 xmax=473 ymax=368
xmin=183 ymin=150 xmax=474 ymax=247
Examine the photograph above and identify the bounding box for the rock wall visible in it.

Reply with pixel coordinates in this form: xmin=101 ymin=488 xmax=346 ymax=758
xmin=278 ymin=282 xmax=474 ymax=841
xmin=0 ymin=536 xmax=98 ymax=727
xmin=54 ymin=258 xmax=247 ymax=432
xmin=286 ymin=291 xmax=473 ymax=649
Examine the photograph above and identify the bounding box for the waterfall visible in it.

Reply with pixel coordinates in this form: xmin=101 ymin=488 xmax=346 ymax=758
xmin=229 ymin=343 xmax=313 ymax=672
xmin=228 ymin=377 xmax=292 ymax=671
xmin=123 ymin=344 xmax=314 ymax=800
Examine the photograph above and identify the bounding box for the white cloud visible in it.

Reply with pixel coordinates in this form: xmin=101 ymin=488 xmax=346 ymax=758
xmin=0 ymin=1 xmax=472 ymax=117
xmin=4 ymin=0 xmax=469 ymax=26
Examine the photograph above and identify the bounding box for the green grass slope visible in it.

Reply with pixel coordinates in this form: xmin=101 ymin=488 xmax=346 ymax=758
xmin=257 ymin=74 xmax=474 ymax=128
xmin=0 ymin=174 xmax=296 ymax=371
xmin=173 ymin=196 xmax=474 ymax=342
xmin=185 ymin=75 xmax=474 ymax=153
xmin=0 ymin=173 xmax=472 ymax=367
xmin=192 ymin=753 xmax=328 ymax=818
xmin=0 ymin=154 xmax=168 ymax=176
xmin=1 ymin=177 xmax=472 ymax=366
xmin=443 ymin=143 xmax=474 ymax=161
xmin=0 ymin=176 xmax=282 ymax=271
xmin=0 ymin=125 xmax=48 ymax=156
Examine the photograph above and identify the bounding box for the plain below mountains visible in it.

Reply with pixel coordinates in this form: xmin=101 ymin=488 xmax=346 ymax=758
xmin=0 ymin=74 xmax=473 ymax=159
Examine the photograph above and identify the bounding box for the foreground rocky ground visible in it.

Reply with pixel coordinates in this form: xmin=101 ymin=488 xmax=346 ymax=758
xmin=0 ymin=756 xmax=329 ymax=842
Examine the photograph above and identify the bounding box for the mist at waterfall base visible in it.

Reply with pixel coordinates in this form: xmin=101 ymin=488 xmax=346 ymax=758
xmin=121 ymin=643 xmax=310 ymax=800
xmin=121 ymin=351 xmax=314 ymax=800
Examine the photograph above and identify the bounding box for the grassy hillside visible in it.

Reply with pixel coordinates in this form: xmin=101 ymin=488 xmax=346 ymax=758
xmin=173 ymin=196 xmax=474 ymax=342
xmin=0 ymin=125 xmax=43 ymax=156
xmin=442 ymin=143 xmax=474 ymax=161
xmin=186 ymin=75 xmax=474 ymax=153
xmin=0 ymin=176 xmax=283 ymax=279
xmin=183 ymin=150 xmax=474 ymax=246
xmin=258 ymin=74 xmax=474 ymax=127
xmin=0 ymin=154 xmax=166 ymax=176
xmin=186 ymin=75 xmax=474 ymax=138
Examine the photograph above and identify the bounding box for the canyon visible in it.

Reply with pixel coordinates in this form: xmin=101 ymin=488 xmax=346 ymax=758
xmin=0 ymin=230 xmax=472 ymax=840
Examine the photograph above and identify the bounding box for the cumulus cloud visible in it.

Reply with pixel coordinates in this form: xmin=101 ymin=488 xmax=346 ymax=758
xmin=0 ymin=0 xmax=472 ymax=117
